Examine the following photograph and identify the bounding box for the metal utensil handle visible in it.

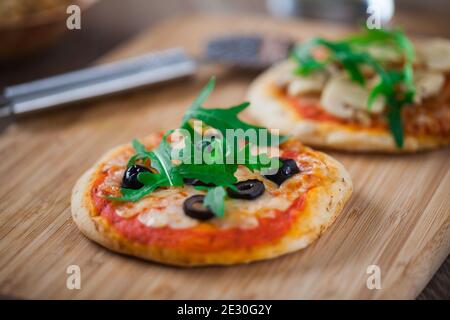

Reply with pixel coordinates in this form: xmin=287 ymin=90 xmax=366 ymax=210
xmin=3 ymin=48 xmax=197 ymax=115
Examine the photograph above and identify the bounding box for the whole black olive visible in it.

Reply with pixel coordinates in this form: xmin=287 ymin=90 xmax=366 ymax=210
xmin=183 ymin=178 xmax=215 ymax=188
xmin=263 ymin=158 xmax=300 ymax=186
xmin=227 ymin=179 xmax=265 ymax=200
xmin=183 ymin=195 xmax=215 ymax=221
xmin=121 ymin=164 xmax=151 ymax=189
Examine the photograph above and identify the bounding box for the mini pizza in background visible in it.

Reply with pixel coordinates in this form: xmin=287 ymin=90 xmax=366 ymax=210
xmin=71 ymin=79 xmax=352 ymax=266
xmin=247 ymin=28 xmax=450 ymax=152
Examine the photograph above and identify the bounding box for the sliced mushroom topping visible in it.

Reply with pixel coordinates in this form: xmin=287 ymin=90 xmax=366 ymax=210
xmin=366 ymin=44 xmax=403 ymax=64
xmin=418 ymin=39 xmax=450 ymax=72
xmin=320 ymin=76 xmax=385 ymax=119
xmin=413 ymin=70 xmax=445 ymax=104
xmin=287 ymin=71 xmax=326 ymax=96
xmin=274 ymin=61 xmax=299 ymax=86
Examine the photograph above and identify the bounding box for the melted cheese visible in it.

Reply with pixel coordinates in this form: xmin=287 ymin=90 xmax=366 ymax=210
xmin=98 ymin=144 xmax=325 ymax=230
xmin=138 ymin=202 xmax=198 ymax=229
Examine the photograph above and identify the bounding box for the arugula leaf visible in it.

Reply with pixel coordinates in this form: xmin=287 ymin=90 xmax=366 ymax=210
xmin=293 ymin=39 xmax=369 ymax=85
xmin=290 ymin=28 xmax=416 ymax=148
xmin=181 ymin=77 xmax=216 ymax=128
xmin=181 ymin=79 xmax=287 ymax=146
xmin=112 ymin=77 xmax=287 ymax=213
xmin=147 ymin=131 xmax=183 ymax=186
xmin=127 ymin=133 xmax=183 ymax=186
xmin=183 ymin=102 xmax=287 ymax=146
xmin=203 ymin=186 xmax=227 ymax=217
xmin=109 ymin=172 xmax=170 ymax=202
xmin=292 ymin=38 xmax=328 ymax=75
xmin=176 ymin=163 xmax=238 ymax=186
xmin=345 ymin=27 xmax=415 ymax=62
xmin=387 ymin=101 xmax=404 ymax=148
xmin=127 ymin=139 xmax=152 ymax=166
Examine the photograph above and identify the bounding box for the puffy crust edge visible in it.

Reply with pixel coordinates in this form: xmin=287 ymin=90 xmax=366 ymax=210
xmin=247 ymin=60 xmax=450 ymax=153
xmin=71 ymin=136 xmax=353 ymax=266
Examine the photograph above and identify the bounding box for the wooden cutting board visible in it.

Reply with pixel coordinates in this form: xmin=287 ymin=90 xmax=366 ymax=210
xmin=0 ymin=14 xmax=449 ymax=300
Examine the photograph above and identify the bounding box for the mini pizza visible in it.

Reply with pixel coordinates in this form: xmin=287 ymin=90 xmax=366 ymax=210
xmin=247 ymin=28 xmax=450 ymax=152
xmin=71 ymin=79 xmax=352 ymax=266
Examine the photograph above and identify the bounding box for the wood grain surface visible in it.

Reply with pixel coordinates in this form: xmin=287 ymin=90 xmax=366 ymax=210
xmin=0 ymin=14 xmax=449 ymax=299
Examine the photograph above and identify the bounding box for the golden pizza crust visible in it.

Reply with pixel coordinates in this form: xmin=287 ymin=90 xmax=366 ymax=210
xmin=71 ymin=134 xmax=352 ymax=266
xmin=247 ymin=60 xmax=450 ymax=152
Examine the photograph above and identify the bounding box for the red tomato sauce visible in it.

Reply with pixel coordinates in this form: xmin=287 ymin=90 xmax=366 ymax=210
xmin=281 ymin=92 xmax=388 ymax=131
xmin=91 ymin=177 xmax=307 ymax=253
xmin=284 ymin=95 xmax=343 ymax=123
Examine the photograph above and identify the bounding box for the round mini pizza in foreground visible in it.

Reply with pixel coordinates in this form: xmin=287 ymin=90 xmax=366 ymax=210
xmin=247 ymin=38 xmax=450 ymax=152
xmin=71 ymin=134 xmax=352 ymax=266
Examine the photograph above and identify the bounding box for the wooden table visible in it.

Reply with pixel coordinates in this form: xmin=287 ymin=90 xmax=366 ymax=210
xmin=0 ymin=14 xmax=448 ymax=299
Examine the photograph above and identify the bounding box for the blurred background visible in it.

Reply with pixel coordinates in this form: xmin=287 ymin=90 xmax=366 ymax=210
xmin=0 ymin=0 xmax=448 ymax=299
xmin=1 ymin=0 xmax=450 ymax=88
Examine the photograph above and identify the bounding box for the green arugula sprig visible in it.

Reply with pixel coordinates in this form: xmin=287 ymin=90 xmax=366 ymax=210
xmin=181 ymin=80 xmax=287 ymax=147
xmin=109 ymin=78 xmax=283 ymax=217
xmin=203 ymin=186 xmax=227 ymax=217
xmin=291 ymin=27 xmax=415 ymax=147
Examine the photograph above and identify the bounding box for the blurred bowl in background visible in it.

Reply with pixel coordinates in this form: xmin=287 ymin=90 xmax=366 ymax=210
xmin=0 ymin=0 xmax=98 ymax=61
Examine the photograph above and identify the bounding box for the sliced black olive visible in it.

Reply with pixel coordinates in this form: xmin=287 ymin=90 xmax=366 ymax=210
xmin=195 ymin=137 xmax=217 ymax=153
xmin=184 ymin=178 xmax=199 ymax=185
xmin=121 ymin=164 xmax=151 ymax=189
xmin=183 ymin=178 xmax=215 ymax=187
xmin=263 ymin=158 xmax=300 ymax=186
xmin=227 ymin=179 xmax=265 ymax=200
xmin=183 ymin=195 xmax=215 ymax=221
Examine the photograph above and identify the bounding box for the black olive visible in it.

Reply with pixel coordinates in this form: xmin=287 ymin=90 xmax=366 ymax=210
xmin=121 ymin=164 xmax=151 ymax=189
xmin=196 ymin=139 xmax=213 ymax=152
xmin=227 ymin=179 xmax=265 ymax=200
xmin=184 ymin=178 xmax=198 ymax=185
xmin=183 ymin=195 xmax=215 ymax=221
xmin=183 ymin=178 xmax=215 ymax=187
xmin=263 ymin=158 xmax=300 ymax=186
